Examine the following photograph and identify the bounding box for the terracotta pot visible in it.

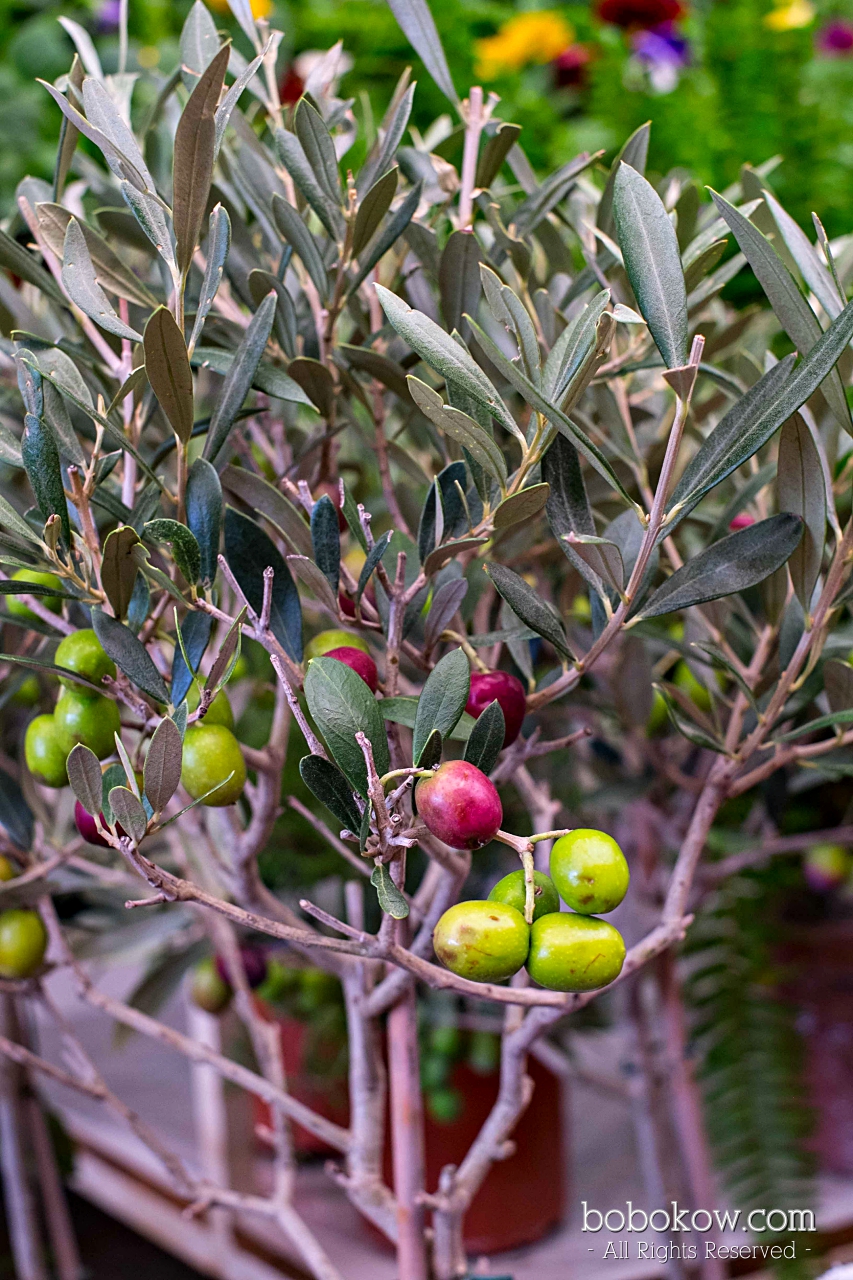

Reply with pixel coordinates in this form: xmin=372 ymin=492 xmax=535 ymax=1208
xmin=415 ymin=1055 xmax=565 ymax=1255
xmin=252 ymin=1004 xmax=565 ymax=1252
xmin=778 ymin=919 xmax=853 ymax=1174
xmin=252 ymin=1008 xmax=349 ymax=1157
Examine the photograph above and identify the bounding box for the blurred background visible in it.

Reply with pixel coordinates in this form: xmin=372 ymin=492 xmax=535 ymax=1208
xmin=4 ymin=0 xmax=853 ymax=240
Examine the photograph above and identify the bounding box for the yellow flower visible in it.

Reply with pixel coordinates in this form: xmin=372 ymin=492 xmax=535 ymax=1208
xmin=475 ymin=11 xmax=575 ymax=79
xmin=764 ymin=0 xmax=814 ymax=28
xmin=206 ymin=0 xmax=273 ymax=17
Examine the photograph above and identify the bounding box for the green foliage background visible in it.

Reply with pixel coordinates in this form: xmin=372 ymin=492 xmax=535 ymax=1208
xmin=5 ymin=0 xmax=853 ymax=230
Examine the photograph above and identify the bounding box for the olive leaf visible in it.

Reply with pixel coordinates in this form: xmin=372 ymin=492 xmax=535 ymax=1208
xmin=440 ymin=230 xmax=483 ymax=338
xmin=637 ymin=514 xmax=804 ymax=619
xmin=371 ymin=862 xmax=409 ymax=918
xmin=271 ymin=194 xmax=329 ymax=301
xmin=485 ymin=562 xmax=572 ymax=659
xmin=221 ymin=464 xmax=312 ymax=557
xmin=376 ymin=286 xmax=520 ymax=443
xmin=66 ymin=743 xmax=103 ymax=816
xmin=108 ymin=786 xmax=148 ymax=844
xmin=294 ymin=98 xmax=341 ymax=205
xmin=776 ymin=414 xmax=825 ymax=611
xmin=304 ymin=656 xmax=390 ymax=797
xmin=173 ymin=44 xmax=229 ymax=275
xmin=185 ymin=458 xmax=222 ymax=586
xmin=171 ymin=609 xmax=212 ymax=706
xmin=379 ymin=696 xmax=476 ymax=740
xmin=92 ymin=607 xmax=170 ymax=704
xmin=612 ymin=163 xmax=687 ymax=370
xmin=385 ymin=0 xmax=457 ymax=103
xmin=188 ymin=204 xmax=231 ymax=352
xmin=203 ymin=291 xmax=278 ymax=464
xmin=101 ymin=526 xmax=141 ymax=619
xmin=476 ymin=122 xmax=522 ymax=190
xmin=352 ymin=167 xmax=398 ymax=258
xmin=423 ymin=577 xmax=468 ymax=653
xmin=143 ymin=308 xmax=194 ymax=444
xmin=299 ymin=754 xmax=362 ymax=834
xmin=711 ymin=191 xmax=850 ymax=433
xmin=144 ymin=519 xmax=201 ymax=586
xmin=224 ymin=508 xmax=302 ymax=661
xmin=493 ymin=484 xmax=550 ymax=530
xmin=144 ymin=717 xmax=183 ymax=813
xmin=408 ymin=377 xmax=507 ymax=485
xmin=356 ymin=532 xmax=392 ymax=605
xmin=464 ymin=699 xmax=506 ymax=774
xmin=21 ymin=414 xmax=71 ymax=546
xmin=61 ymin=218 xmax=142 ymax=342
xmin=412 ymin=647 xmax=470 ymax=765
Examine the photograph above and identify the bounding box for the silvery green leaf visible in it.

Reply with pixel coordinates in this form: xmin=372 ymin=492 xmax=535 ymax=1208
xmin=61 ymin=218 xmax=142 ymax=341
xmin=613 ymin=163 xmax=687 ymax=370
xmin=92 ymin=607 xmax=170 ymax=703
xmin=479 ymin=264 xmax=539 ymax=386
xmin=295 ymin=98 xmax=342 ymax=204
xmin=352 ymin=167 xmax=399 ymax=258
xmin=412 ymin=646 xmax=470 ymax=765
xmin=310 ymin=494 xmax=341 ymax=595
xmin=286 ymin=555 xmax=339 ymax=615
xmin=493 ymin=484 xmax=550 ymax=530
xmin=275 ymin=129 xmax=346 ymax=242
xmin=225 ymin=0 xmax=258 ymax=46
xmin=179 ymin=1 xmax=220 ymax=85
xmin=464 ymin=700 xmax=505 ymax=774
xmin=144 ymin=716 xmax=183 ymax=813
xmin=271 ymin=194 xmax=329 ymax=301
xmin=82 ymin=76 xmax=154 ymax=191
xmin=120 ymin=182 xmax=177 ymax=279
xmin=358 ymin=83 xmax=414 ymax=195
xmin=356 ymin=532 xmax=392 ymax=605
xmin=637 ymin=515 xmax=804 ymax=619
xmin=669 ymin=295 xmax=853 ymax=527
xmin=348 ymin=181 xmax=422 ymax=295
xmin=214 ymin=45 xmax=266 ymax=157
xmin=423 ymin=579 xmax=468 ymax=654
xmin=66 ymin=743 xmax=103 ymax=816
xmin=476 ymin=121 xmax=522 ymax=190
xmin=22 ymin=413 xmax=71 ymax=545
xmin=220 ymin=464 xmax=312 ymax=557
xmin=224 ymin=508 xmax=303 ymax=661
xmin=191 ymin=345 xmax=310 ymax=406
xmin=777 ymin=413 xmax=825 ymax=611
xmin=376 ymin=286 xmax=520 ymax=443
xmin=173 ymin=45 xmax=228 ymax=275
xmin=467 ymin=316 xmax=630 ymax=503
xmin=371 ymin=862 xmax=409 ymax=918
xmin=202 ymin=292 xmax=279 ymax=463
xmin=57 ymin=16 xmax=102 ymax=79
xmin=299 ymin=754 xmax=362 ymax=834
xmin=764 ymin=189 xmax=844 ymax=320
xmin=710 ymin=190 xmax=850 ymax=432
xmin=439 ymin=229 xmax=483 ymax=339
xmin=486 ymin=562 xmax=572 ymax=659
xmin=108 ymin=786 xmax=148 ymax=843
xmin=143 ymin=307 xmax=194 ymax=443
xmin=407 ymin=377 xmax=507 ymax=484
xmin=188 ymin=205 xmax=230 ymax=354
xmin=0 ymin=227 xmax=64 ymax=305
xmin=36 ymin=202 xmax=156 ymax=308
xmin=597 ymin=122 xmax=650 ymax=237
xmin=0 ymin=493 xmax=44 ymax=546
xmin=512 ymin=151 xmax=601 ymax=237
xmin=304 ymin=656 xmax=389 ymax=798
xmin=385 ymin=0 xmax=456 ymax=103
xmin=38 ymin=79 xmax=149 ymax=192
